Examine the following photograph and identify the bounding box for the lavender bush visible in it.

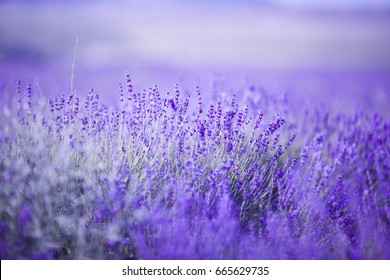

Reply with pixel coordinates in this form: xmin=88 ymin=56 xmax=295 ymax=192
xmin=0 ymin=73 xmax=389 ymax=259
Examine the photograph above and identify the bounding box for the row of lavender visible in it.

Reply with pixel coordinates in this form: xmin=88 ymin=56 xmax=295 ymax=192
xmin=0 ymin=73 xmax=389 ymax=259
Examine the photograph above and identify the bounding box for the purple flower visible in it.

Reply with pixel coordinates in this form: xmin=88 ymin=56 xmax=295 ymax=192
xmin=1 ymin=70 xmax=389 ymax=260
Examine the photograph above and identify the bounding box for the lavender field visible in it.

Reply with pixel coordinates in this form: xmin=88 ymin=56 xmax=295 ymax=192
xmin=1 ymin=1 xmax=390 ymax=260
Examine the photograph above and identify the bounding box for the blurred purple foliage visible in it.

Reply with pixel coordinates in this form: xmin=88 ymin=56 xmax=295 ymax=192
xmin=0 ymin=72 xmax=389 ymax=260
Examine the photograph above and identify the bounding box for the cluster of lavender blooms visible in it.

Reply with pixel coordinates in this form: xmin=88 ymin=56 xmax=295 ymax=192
xmin=0 ymin=73 xmax=389 ymax=259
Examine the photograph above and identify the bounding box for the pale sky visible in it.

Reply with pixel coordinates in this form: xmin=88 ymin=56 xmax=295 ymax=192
xmin=2 ymin=0 xmax=390 ymax=11
xmin=272 ymin=0 xmax=390 ymax=10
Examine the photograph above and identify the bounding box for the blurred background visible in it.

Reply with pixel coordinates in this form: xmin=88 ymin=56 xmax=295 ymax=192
xmin=1 ymin=0 xmax=390 ymax=112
